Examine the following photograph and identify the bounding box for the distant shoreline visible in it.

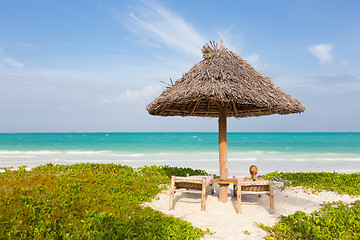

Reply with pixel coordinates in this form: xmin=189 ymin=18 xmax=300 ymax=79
xmin=1 ymin=132 xmax=359 ymax=175
xmin=1 ymin=131 xmax=360 ymax=134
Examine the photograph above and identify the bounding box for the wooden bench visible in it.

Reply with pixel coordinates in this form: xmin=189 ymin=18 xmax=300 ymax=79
xmin=234 ymin=179 xmax=274 ymax=214
xmin=169 ymin=175 xmax=214 ymax=211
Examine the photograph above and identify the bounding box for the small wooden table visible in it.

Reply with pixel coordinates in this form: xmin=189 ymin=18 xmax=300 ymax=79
xmin=211 ymin=178 xmax=238 ymax=202
xmin=211 ymin=178 xmax=237 ymax=185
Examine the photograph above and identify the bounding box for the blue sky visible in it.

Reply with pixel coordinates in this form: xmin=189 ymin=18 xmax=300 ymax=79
xmin=0 ymin=0 xmax=359 ymax=132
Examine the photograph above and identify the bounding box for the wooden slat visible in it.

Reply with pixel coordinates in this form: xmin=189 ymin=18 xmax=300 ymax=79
xmin=186 ymin=102 xmax=194 ymax=111
xmin=174 ymin=189 xmax=202 ymax=194
xmin=160 ymin=105 xmax=277 ymax=117
xmin=235 ymin=180 xmax=274 ymax=214
xmin=232 ymin=101 xmax=239 ymax=116
xmin=166 ymin=109 xmax=218 ymax=114
xmin=175 ymin=180 xmax=202 ymax=184
xmin=201 ymin=177 xmax=206 ymax=211
xmin=170 ymin=175 xmax=214 ymax=212
xmin=169 ymin=176 xmax=176 ymax=210
xmin=190 ymin=100 xmax=202 ymax=115
xmin=179 ymin=102 xmax=186 ymax=111
xmin=213 ymin=101 xmax=221 ymax=109
xmin=240 ymin=191 xmax=270 ymax=195
xmin=269 ymin=181 xmax=274 ymax=214
xmin=158 ymin=105 xmax=170 ymax=115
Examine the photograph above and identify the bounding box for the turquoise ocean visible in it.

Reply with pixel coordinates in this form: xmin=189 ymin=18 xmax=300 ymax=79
xmin=0 ymin=132 xmax=359 ymax=176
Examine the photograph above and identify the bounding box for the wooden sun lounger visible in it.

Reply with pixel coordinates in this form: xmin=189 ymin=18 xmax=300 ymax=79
xmin=234 ymin=179 xmax=274 ymax=214
xmin=169 ymin=175 xmax=214 ymax=211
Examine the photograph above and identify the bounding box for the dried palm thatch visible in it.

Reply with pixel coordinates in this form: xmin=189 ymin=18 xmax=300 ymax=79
xmin=147 ymin=40 xmax=305 ymax=117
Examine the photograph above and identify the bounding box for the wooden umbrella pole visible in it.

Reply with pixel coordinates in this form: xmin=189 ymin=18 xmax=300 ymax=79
xmin=218 ymin=103 xmax=228 ymax=202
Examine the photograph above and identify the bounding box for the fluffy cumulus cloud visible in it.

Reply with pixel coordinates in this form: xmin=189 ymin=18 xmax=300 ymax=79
xmin=308 ymin=44 xmax=333 ymax=64
xmin=118 ymin=1 xmax=205 ymax=57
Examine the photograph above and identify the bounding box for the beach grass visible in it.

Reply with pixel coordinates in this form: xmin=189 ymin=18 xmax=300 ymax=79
xmin=0 ymin=163 xmax=209 ymax=239
xmin=263 ymin=171 xmax=360 ymax=196
xmin=261 ymin=171 xmax=360 ymax=239
xmin=258 ymin=200 xmax=360 ymax=239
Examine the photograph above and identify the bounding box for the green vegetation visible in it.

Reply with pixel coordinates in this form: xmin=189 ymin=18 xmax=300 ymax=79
xmin=258 ymin=200 xmax=360 ymax=240
xmin=2 ymin=165 xmax=359 ymax=240
xmin=263 ymin=171 xmax=360 ymax=196
xmin=260 ymin=171 xmax=360 ymax=239
xmin=0 ymin=163 xmax=209 ymax=239
xmin=243 ymin=230 xmax=251 ymax=235
xmin=160 ymin=165 xmax=214 ymax=178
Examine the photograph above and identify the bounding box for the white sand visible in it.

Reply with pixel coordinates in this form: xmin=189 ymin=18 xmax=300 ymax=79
xmin=145 ymin=182 xmax=360 ymax=240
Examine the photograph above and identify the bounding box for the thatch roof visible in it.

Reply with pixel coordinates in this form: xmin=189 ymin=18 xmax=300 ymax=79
xmin=147 ymin=40 xmax=305 ymax=118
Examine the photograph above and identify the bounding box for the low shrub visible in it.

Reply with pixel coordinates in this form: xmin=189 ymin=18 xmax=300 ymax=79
xmin=263 ymin=171 xmax=360 ymax=196
xmin=160 ymin=165 xmax=214 ymax=178
xmin=261 ymin=171 xmax=360 ymax=239
xmin=258 ymin=200 xmax=360 ymax=239
xmin=0 ymin=163 xmax=208 ymax=239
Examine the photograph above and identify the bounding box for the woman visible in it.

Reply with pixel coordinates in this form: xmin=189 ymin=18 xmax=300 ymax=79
xmin=243 ymin=165 xmax=264 ymax=181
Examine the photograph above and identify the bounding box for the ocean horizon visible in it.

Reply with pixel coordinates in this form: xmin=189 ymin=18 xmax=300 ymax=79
xmin=1 ymin=132 xmax=359 ymax=176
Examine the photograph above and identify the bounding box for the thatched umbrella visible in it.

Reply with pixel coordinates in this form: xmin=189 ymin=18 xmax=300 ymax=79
xmin=147 ymin=40 xmax=305 ymax=202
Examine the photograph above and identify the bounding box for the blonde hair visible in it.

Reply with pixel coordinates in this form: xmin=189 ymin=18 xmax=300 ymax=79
xmin=249 ymin=165 xmax=258 ymax=179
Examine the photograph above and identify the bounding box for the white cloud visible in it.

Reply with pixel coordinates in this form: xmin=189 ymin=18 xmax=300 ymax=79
xmin=310 ymin=74 xmax=360 ymax=93
xmin=309 ymin=44 xmax=333 ymax=64
xmin=0 ymin=47 xmax=25 ymax=68
xmin=218 ymin=26 xmax=244 ymax=54
xmin=100 ymin=85 xmax=163 ymax=105
xmin=119 ymin=1 xmax=205 ymax=57
xmin=15 ymin=42 xmax=37 ymax=48
xmin=245 ymin=53 xmax=260 ymax=66
xmin=4 ymin=57 xmax=24 ymax=68
xmin=2 ymin=68 xmax=93 ymax=80
xmin=241 ymin=54 xmax=287 ymax=79
xmin=334 ymin=59 xmax=348 ymax=70
xmin=259 ymin=63 xmax=286 ymax=78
